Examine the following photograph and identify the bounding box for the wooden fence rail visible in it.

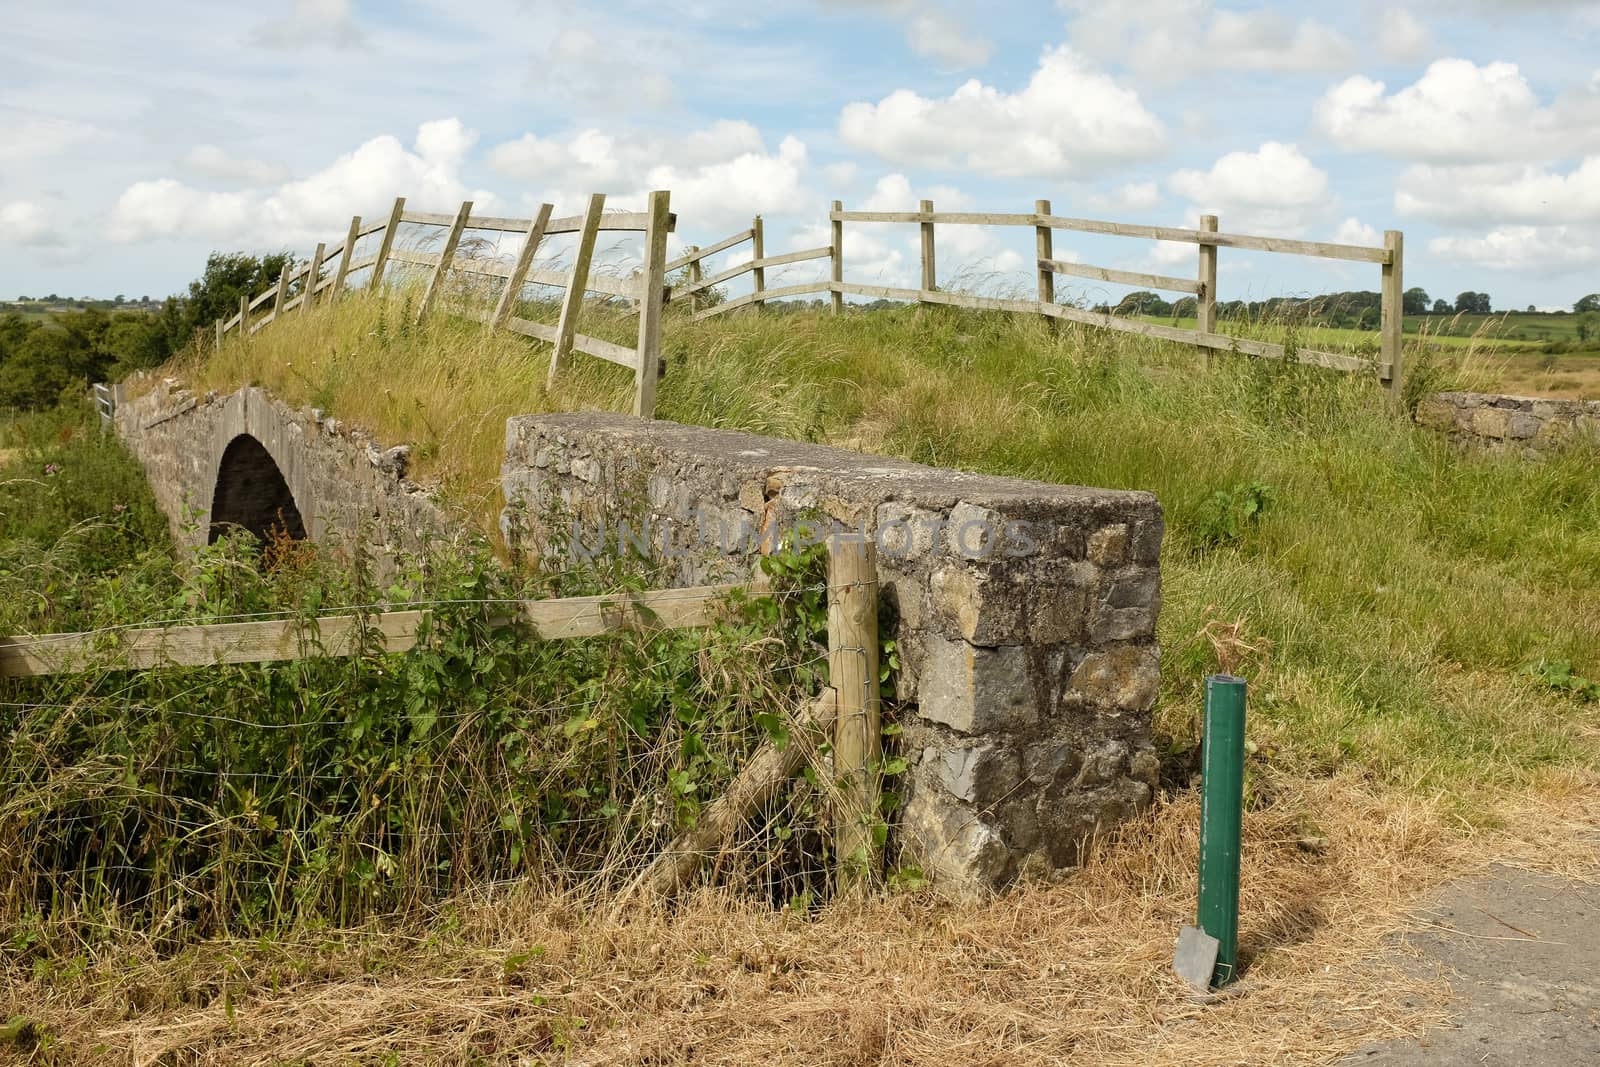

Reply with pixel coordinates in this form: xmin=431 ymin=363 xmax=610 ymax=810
xmin=671 ymin=200 xmax=1405 ymax=396
xmin=1 ymin=582 xmax=758 ymax=678
xmin=220 ymin=192 xmax=677 ymax=418
xmin=2 ymin=549 xmax=881 ymax=891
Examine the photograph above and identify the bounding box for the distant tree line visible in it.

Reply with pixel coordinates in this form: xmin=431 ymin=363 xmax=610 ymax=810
xmin=0 ymin=252 xmax=291 ymax=411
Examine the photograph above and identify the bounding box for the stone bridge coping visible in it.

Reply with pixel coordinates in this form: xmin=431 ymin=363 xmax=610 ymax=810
xmin=510 ymin=411 xmax=1159 ymax=518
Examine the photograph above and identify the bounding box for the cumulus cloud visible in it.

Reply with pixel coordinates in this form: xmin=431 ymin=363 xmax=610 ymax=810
xmin=487 ymin=119 xmax=812 ymax=232
xmin=1062 ymin=0 xmax=1356 ymax=82
xmin=1375 ymin=8 xmax=1431 ymax=64
xmin=822 ymin=0 xmax=993 ymax=70
xmin=109 ymin=118 xmax=489 ymax=245
xmin=1084 ymin=181 xmax=1163 ymax=214
xmin=837 ymin=45 xmax=1165 ymax=179
xmin=249 ymin=0 xmax=366 ymax=49
xmin=0 ymin=201 xmax=57 ymax=245
xmin=1429 ymin=225 xmax=1600 ymax=271
xmin=1396 ymin=158 xmax=1600 ymax=224
xmin=1314 ymin=59 xmax=1600 ymax=162
xmin=1168 ymin=142 xmax=1331 ymax=233
xmin=1332 ymin=217 xmax=1383 ymax=246
xmin=183 ymin=145 xmax=288 ymax=186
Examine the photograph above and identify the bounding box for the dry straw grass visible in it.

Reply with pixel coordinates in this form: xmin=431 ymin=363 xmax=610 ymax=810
xmin=9 ymin=770 xmax=1597 ymax=1065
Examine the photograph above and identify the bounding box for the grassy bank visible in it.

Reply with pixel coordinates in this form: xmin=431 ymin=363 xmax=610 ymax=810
xmin=179 ymin=291 xmax=1600 ymax=803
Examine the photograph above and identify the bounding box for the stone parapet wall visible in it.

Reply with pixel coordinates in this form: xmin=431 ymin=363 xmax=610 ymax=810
xmin=502 ymin=412 xmax=1165 ymax=895
xmin=1416 ymin=391 xmax=1600 ymax=456
xmin=114 ymin=379 xmax=446 ymax=556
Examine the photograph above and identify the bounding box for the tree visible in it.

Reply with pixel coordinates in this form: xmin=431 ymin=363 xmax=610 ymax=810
xmin=1455 ymin=291 xmax=1491 ymax=314
xmin=1578 ymin=312 xmax=1598 ymax=343
xmin=1114 ymin=290 xmax=1171 ymax=317
xmin=1433 ymin=298 xmax=1451 ymax=314
xmin=1403 ymin=287 xmax=1430 ymax=315
xmin=158 ymin=250 xmax=293 ymax=354
xmin=1575 ymin=294 xmax=1600 ymax=314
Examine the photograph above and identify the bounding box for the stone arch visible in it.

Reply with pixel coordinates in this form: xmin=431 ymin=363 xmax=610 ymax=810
xmin=208 ymin=433 xmax=307 ymax=545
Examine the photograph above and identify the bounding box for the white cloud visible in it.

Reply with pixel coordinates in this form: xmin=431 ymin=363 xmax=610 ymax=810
xmin=0 ymin=114 xmax=98 ymax=162
xmin=1062 ymin=1 xmax=1356 ymax=82
xmin=1168 ymin=142 xmax=1331 ymax=233
xmin=1 ymin=201 xmax=56 ymax=245
xmin=822 ymin=161 xmax=859 ymax=188
xmin=249 ymin=0 xmax=365 ymax=50
xmin=838 ymin=45 xmax=1165 ymax=178
xmin=860 ymin=173 xmax=970 ymax=212
xmin=1375 ymin=8 xmax=1431 ymax=64
xmin=489 ymin=120 xmax=812 ymax=232
xmin=531 ymin=28 xmax=674 ymax=112
xmin=820 ymin=0 xmax=993 ymax=70
xmin=1085 ymin=181 xmax=1163 ymax=214
xmin=183 ymin=145 xmax=288 ymax=186
xmin=1396 ymin=158 xmax=1600 ymax=224
xmin=1314 ymin=59 xmax=1600 ymax=162
xmin=1429 ymin=226 xmax=1600 ymax=271
xmin=109 ymin=119 xmax=489 ymax=245
xmin=1333 ymin=217 xmax=1383 ymax=246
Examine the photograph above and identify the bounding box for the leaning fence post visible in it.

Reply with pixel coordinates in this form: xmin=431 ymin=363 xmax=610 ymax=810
xmin=238 ymin=293 xmax=249 ymax=336
xmin=751 ymin=215 xmax=766 ymax=313
xmin=548 ymin=192 xmax=606 ymax=389
xmin=919 ymin=198 xmax=936 ymax=302
xmin=828 ymin=533 xmax=881 ymax=887
xmin=367 ymin=196 xmax=406 ymax=293
xmin=331 ymin=215 xmax=361 ymax=296
xmin=492 ymin=203 xmax=554 ymax=331
xmin=632 ymin=190 xmax=671 ymax=419
xmin=272 ymin=264 xmax=290 ymax=319
xmin=300 ymin=242 xmax=325 ymax=315
xmin=830 ymin=199 xmax=844 ymax=315
xmin=1381 ymin=230 xmax=1405 ymax=402
xmin=417 ymin=201 xmax=471 ymax=321
xmin=1035 ymin=198 xmax=1054 ymax=309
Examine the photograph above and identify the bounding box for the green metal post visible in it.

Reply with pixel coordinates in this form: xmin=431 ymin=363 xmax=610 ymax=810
xmin=1197 ymin=674 xmax=1247 ymax=987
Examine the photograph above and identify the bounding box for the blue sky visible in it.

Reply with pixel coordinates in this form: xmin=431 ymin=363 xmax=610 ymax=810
xmin=3 ymin=0 xmax=1599 ymax=312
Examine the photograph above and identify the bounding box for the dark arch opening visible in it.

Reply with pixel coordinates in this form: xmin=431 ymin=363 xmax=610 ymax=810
xmin=208 ymin=434 xmax=307 ymax=546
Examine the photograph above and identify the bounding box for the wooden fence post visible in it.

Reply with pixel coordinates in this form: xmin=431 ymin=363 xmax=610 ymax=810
xmin=331 ymin=215 xmax=361 ymax=296
xmin=1382 ymin=229 xmax=1404 ymax=401
xmin=1035 ymin=198 xmax=1054 ymax=308
xmin=492 ymin=202 xmax=554 ymax=330
xmin=919 ymin=199 xmax=936 ymax=301
xmin=751 ymin=215 xmax=766 ymax=313
xmin=300 ymin=242 xmax=325 ymax=315
xmin=239 ymin=294 xmax=249 ymax=336
xmin=830 ymin=199 xmax=844 ymax=315
xmin=548 ymin=192 xmax=606 ymax=389
xmin=1197 ymin=215 xmax=1218 ymax=334
xmin=632 ymin=190 xmax=672 ymax=419
xmin=828 ymin=534 xmax=880 ymax=886
xmin=417 ymin=200 xmax=471 ymax=321
xmin=686 ymin=248 xmax=703 ymax=315
xmin=214 ymin=318 xmax=224 ymax=349
xmin=272 ymin=264 xmax=290 ymax=319
xmin=367 ymin=196 xmax=406 ymax=293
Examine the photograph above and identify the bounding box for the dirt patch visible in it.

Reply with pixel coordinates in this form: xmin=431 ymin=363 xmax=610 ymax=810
xmin=1339 ymin=865 xmax=1600 ymax=1065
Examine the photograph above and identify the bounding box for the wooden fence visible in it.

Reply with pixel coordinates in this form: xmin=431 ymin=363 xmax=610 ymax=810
xmin=217 ymin=192 xmax=676 ymax=418
xmin=1 ymin=539 xmax=883 ymax=889
xmin=677 ymin=199 xmax=1406 ymax=396
xmin=220 ymin=191 xmax=1407 ymax=404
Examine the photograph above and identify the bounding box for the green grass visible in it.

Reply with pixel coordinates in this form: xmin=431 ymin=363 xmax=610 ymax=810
xmin=173 ymin=292 xmax=1600 ymax=809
